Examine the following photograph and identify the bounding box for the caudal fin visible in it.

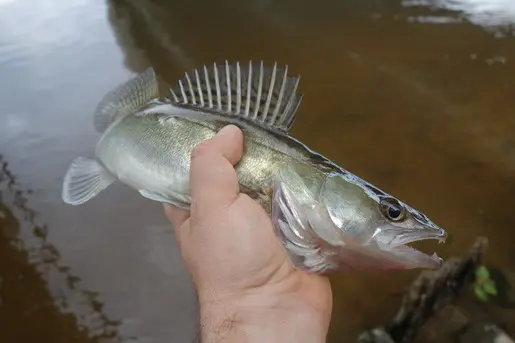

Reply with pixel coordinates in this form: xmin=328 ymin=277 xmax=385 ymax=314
xmin=62 ymin=157 xmax=116 ymax=205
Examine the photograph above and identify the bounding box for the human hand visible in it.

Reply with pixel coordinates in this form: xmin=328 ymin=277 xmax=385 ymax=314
xmin=164 ymin=124 xmax=332 ymax=343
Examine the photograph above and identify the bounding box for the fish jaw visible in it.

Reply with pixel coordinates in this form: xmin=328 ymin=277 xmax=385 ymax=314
xmin=358 ymin=219 xmax=448 ymax=270
xmin=331 ymin=231 xmax=446 ymax=272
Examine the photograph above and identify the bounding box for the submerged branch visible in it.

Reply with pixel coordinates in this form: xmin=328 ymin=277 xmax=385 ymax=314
xmin=357 ymin=237 xmax=489 ymax=343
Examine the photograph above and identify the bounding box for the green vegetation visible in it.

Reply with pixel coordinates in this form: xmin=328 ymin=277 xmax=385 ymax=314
xmin=473 ymin=265 xmax=498 ymax=302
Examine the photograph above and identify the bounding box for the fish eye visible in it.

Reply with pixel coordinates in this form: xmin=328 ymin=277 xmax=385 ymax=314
xmin=380 ymin=197 xmax=406 ymax=222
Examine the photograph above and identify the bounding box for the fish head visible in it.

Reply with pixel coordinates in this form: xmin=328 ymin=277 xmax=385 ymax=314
xmin=314 ymin=172 xmax=448 ymax=271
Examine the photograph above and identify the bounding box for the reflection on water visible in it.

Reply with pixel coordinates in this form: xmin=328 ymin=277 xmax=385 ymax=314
xmin=107 ymin=0 xmax=195 ymax=73
xmin=2 ymin=0 xmax=515 ymax=342
xmin=402 ymin=0 xmax=515 ymax=36
xmin=439 ymin=0 xmax=515 ymax=26
xmin=0 ymin=155 xmax=120 ymax=341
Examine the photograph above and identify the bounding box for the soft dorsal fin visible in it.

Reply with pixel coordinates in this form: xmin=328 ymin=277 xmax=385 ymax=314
xmin=94 ymin=68 xmax=159 ymax=133
xmin=168 ymin=61 xmax=303 ymax=133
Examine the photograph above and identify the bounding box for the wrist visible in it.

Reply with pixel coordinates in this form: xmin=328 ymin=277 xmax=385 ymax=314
xmin=198 ymin=289 xmax=330 ymax=343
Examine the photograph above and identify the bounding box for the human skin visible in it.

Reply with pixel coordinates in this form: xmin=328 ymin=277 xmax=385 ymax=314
xmin=164 ymin=124 xmax=333 ymax=343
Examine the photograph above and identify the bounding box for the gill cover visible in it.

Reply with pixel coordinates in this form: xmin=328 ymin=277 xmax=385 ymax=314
xmin=271 ymin=168 xmax=340 ymax=274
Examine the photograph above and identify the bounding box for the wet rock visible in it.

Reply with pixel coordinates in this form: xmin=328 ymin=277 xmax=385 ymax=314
xmin=357 ymin=327 xmax=395 ymax=343
xmin=416 ymin=305 xmax=470 ymax=343
xmin=458 ymin=324 xmax=514 ymax=343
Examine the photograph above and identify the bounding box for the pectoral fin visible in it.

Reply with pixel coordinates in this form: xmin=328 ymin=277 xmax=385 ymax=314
xmin=271 ymin=175 xmax=337 ymax=274
xmin=62 ymin=157 xmax=116 ymax=205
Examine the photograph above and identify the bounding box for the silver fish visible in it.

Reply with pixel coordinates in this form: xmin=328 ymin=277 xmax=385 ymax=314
xmin=62 ymin=61 xmax=447 ymax=274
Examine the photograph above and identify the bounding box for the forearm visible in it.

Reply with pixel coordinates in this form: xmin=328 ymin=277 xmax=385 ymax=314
xmin=198 ymin=292 xmax=329 ymax=343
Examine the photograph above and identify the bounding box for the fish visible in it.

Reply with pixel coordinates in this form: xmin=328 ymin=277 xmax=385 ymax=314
xmin=61 ymin=60 xmax=448 ymax=274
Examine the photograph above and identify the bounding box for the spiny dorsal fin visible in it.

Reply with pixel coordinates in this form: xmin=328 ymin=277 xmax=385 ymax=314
xmin=168 ymin=61 xmax=303 ymax=133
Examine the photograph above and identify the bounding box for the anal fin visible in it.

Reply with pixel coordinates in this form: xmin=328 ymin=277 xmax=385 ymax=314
xmin=62 ymin=157 xmax=116 ymax=205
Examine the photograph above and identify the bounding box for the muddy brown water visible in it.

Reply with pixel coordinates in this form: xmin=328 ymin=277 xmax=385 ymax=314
xmin=1 ymin=0 xmax=515 ymax=342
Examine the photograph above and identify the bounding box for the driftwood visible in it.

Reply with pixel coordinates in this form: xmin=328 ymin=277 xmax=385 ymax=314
xmin=357 ymin=237 xmax=489 ymax=343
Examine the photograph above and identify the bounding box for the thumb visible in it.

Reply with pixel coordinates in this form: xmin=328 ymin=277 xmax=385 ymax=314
xmin=189 ymin=124 xmax=244 ymax=216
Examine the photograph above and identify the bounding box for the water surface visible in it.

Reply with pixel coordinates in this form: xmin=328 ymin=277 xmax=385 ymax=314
xmin=1 ymin=0 xmax=515 ymax=341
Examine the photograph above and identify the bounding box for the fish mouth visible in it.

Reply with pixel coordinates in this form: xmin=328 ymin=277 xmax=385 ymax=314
xmin=389 ymin=226 xmax=448 ymax=248
xmin=376 ymin=225 xmax=448 ymax=269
